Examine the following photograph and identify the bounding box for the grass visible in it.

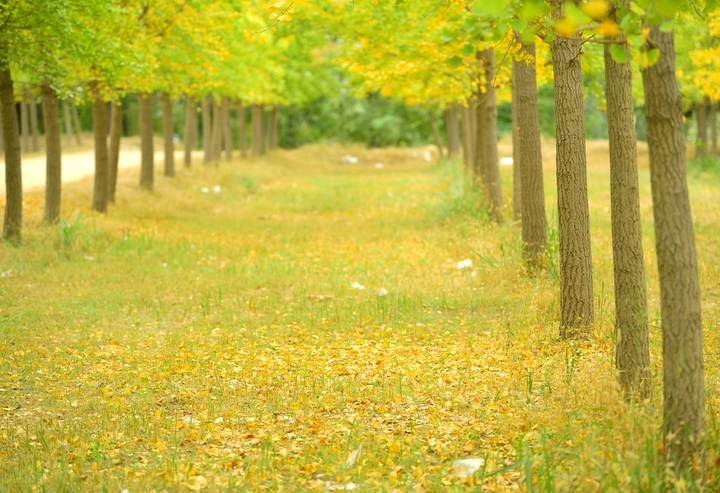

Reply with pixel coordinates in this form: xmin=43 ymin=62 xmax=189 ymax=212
xmin=1 ymin=141 xmax=719 ymax=492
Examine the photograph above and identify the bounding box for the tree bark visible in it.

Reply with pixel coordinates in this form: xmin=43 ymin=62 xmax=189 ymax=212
xmin=511 ymin=65 xmax=522 ymax=223
xmin=268 ymin=106 xmax=279 ymax=151
xmin=551 ymin=0 xmax=594 ymax=336
xmin=711 ymin=101 xmax=717 ymax=157
xmin=184 ymin=96 xmax=196 ymax=168
xmin=514 ymin=39 xmax=548 ymax=272
xmin=30 ymin=97 xmax=39 ymax=152
xmin=20 ymin=94 xmax=29 ymax=154
xmin=162 ymin=92 xmax=175 ymax=177
xmin=108 ymin=102 xmax=122 ymax=203
xmin=222 ymin=97 xmax=232 ymax=160
xmin=604 ymin=4 xmax=650 ymax=401
xmin=445 ymin=104 xmax=460 ymax=159
xmin=0 ymin=66 xmax=22 ymax=243
xmin=461 ymin=103 xmax=475 ymax=170
xmin=41 ymin=83 xmax=62 ymax=223
xmin=642 ymin=24 xmax=705 ymax=478
xmin=0 ymin=108 xmax=3 ymax=153
xmin=210 ymin=97 xmax=221 ymax=163
xmin=475 ymin=48 xmax=503 ymax=223
xmin=202 ymin=95 xmax=212 ymax=165
xmin=237 ymin=102 xmax=247 ymax=158
xmin=695 ymin=100 xmax=707 ymax=159
xmin=71 ymin=102 xmax=82 ymax=146
xmin=91 ymin=85 xmax=109 ymax=213
xmin=252 ymin=104 xmax=265 ymax=156
xmin=429 ymin=111 xmax=444 ymax=160
xmin=62 ymin=100 xmax=73 ymax=148
xmin=139 ymin=93 xmax=154 ymax=191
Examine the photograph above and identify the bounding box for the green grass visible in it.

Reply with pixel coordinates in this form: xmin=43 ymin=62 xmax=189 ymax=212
xmin=1 ymin=142 xmax=719 ymax=491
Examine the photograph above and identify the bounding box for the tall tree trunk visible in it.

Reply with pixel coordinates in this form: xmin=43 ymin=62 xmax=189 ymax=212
xmin=551 ymin=0 xmax=594 ymax=336
xmin=0 ymin=109 xmax=4 ymax=153
xmin=445 ymin=104 xmax=459 ymax=159
xmin=475 ymin=48 xmax=503 ymax=223
xmin=642 ymin=24 xmax=705 ymax=479
xmin=202 ymin=95 xmax=212 ymax=165
xmin=30 ymin=97 xmax=39 ymax=152
xmin=268 ymin=106 xmax=278 ymax=151
xmin=184 ymin=96 xmax=196 ymax=168
xmin=41 ymin=83 xmax=62 ymax=223
xmin=108 ymin=102 xmax=122 ymax=203
xmin=0 ymin=66 xmax=22 ymax=243
xmin=222 ymin=98 xmax=232 ymax=160
xmin=210 ymin=97 xmax=221 ymax=163
xmin=695 ymin=100 xmax=707 ymax=159
xmin=91 ymin=85 xmax=109 ymax=213
xmin=604 ymin=4 xmax=650 ymax=401
xmin=162 ymin=92 xmax=175 ymax=177
xmin=429 ymin=111 xmax=445 ymax=160
xmin=139 ymin=93 xmax=154 ymax=191
xmin=20 ymin=94 xmax=29 ymax=153
xmin=237 ymin=102 xmax=247 ymax=158
xmin=63 ymin=100 xmax=73 ymax=148
xmin=511 ymin=65 xmax=522 ymax=223
xmin=514 ymin=39 xmax=547 ymax=272
xmin=71 ymin=103 xmax=82 ymax=146
xmin=461 ymin=103 xmax=475 ymax=170
xmin=252 ymin=104 xmax=265 ymax=156
xmin=711 ymin=100 xmax=717 ymax=157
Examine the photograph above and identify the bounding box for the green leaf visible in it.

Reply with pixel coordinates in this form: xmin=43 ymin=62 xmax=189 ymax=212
xmin=460 ymin=44 xmax=475 ymax=57
xmin=471 ymin=0 xmax=512 ymax=17
xmin=446 ymin=56 xmax=464 ymax=69
xmin=659 ymin=19 xmax=674 ymax=32
xmin=609 ymin=44 xmax=627 ymax=64
xmin=628 ymin=34 xmax=643 ymax=47
xmin=440 ymin=28 xmax=454 ymax=43
xmin=645 ymin=48 xmax=660 ymax=66
xmin=394 ymin=0 xmax=405 ymax=4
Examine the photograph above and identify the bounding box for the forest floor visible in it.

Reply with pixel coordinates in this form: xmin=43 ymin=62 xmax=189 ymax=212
xmin=1 ymin=141 xmax=719 ymax=492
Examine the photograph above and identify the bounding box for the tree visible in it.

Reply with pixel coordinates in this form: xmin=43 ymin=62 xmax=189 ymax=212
xmin=91 ymin=82 xmax=109 ymax=213
xmin=184 ymin=97 xmax=196 ymax=167
xmin=41 ymin=83 xmax=62 ymax=223
xmin=108 ymin=102 xmax=123 ymax=203
xmin=642 ymin=22 xmax=705 ymax=479
xmin=162 ymin=92 xmax=175 ymax=177
xmin=139 ymin=93 xmax=154 ymax=190
xmin=0 ymin=60 xmax=22 ymax=243
xmin=551 ymin=0 xmax=594 ymax=336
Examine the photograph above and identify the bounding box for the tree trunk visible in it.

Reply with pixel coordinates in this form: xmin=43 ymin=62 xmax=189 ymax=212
xmin=20 ymin=94 xmax=29 ymax=153
xmin=183 ymin=96 xmax=196 ymax=168
xmin=514 ymin=39 xmax=548 ymax=272
xmin=210 ymin=97 xmax=221 ymax=164
xmin=30 ymin=97 xmax=39 ymax=152
xmin=511 ymin=65 xmax=522 ymax=223
xmin=91 ymin=86 xmax=109 ymax=213
xmin=695 ymin=100 xmax=707 ymax=159
xmin=252 ymin=104 xmax=265 ymax=156
xmin=139 ymin=93 xmax=154 ymax=191
xmin=268 ymin=106 xmax=279 ymax=151
xmin=0 ymin=66 xmax=22 ymax=243
xmin=429 ymin=111 xmax=444 ymax=160
xmin=711 ymin=101 xmax=717 ymax=157
xmin=551 ymin=0 xmax=594 ymax=336
xmin=108 ymin=102 xmax=122 ymax=203
xmin=642 ymin=24 xmax=705 ymax=479
xmin=0 ymin=109 xmax=4 ymax=153
xmin=461 ymin=103 xmax=475 ymax=170
xmin=202 ymin=95 xmax=212 ymax=165
xmin=71 ymin=102 xmax=82 ymax=146
xmin=475 ymin=48 xmax=503 ymax=223
xmin=41 ymin=83 xmax=62 ymax=223
xmin=604 ymin=4 xmax=650 ymax=401
xmin=222 ymin=98 xmax=232 ymax=160
xmin=445 ymin=104 xmax=460 ymax=159
xmin=162 ymin=92 xmax=175 ymax=177
xmin=62 ymin=100 xmax=73 ymax=148
xmin=238 ymin=102 xmax=247 ymax=158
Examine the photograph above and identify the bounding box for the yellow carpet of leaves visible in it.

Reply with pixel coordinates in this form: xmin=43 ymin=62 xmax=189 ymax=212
xmin=1 ymin=142 xmax=719 ymax=491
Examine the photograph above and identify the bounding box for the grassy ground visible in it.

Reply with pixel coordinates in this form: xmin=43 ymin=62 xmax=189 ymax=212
xmin=1 ymin=141 xmax=719 ymax=492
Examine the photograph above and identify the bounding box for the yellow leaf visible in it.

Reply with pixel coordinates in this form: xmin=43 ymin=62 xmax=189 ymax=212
xmin=581 ymin=0 xmax=609 ymax=20
xmin=555 ymin=19 xmax=577 ymax=38
xmin=597 ymin=19 xmax=620 ymax=38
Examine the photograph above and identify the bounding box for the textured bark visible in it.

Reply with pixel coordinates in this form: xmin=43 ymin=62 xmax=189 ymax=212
xmin=62 ymin=100 xmax=73 ymax=148
xmin=0 ymin=109 xmax=3 ymax=153
xmin=91 ymin=86 xmax=109 ymax=213
xmin=41 ymin=84 xmax=62 ymax=223
xmin=642 ymin=25 xmax=705 ymax=478
xmin=1 ymin=66 xmax=22 ymax=242
xmin=429 ymin=111 xmax=444 ymax=160
xmin=604 ymin=6 xmax=650 ymax=401
xmin=202 ymin=95 xmax=212 ymax=165
xmin=514 ymin=40 xmax=547 ymax=272
xmin=210 ymin=98 xmax=221 ymax=164
xmin=237 ymin=102 xmax=247 ymax=158
xmin=268 ymin=106 xmax=278 ymax=151
xmin=20 ymin=94 xmax=29 ymax=153
xmin=461 ymin=103 xmax=475 ymax=170
xmin=445 ymin=104 xmax=460 ymax=159
xmin=161 ymin=92 xmax=175 ymax=177
xmin=184 ymin=96 xmax=196 ymax=168
xmin=252 ymin=104 xmax=265 ymax=156
xmin=711 ymin=101 xmax=717 ymax=157
xmin=71 ymin=103 xmax=82 ymax=146
xmin=695 ymin=100 xmax=707 ymax=159
xmin=30 ymin=97 xmax=39 ymax=152
xmin=108 ymin=102 xmax=122 ymax=203
xmin=138 ymin=93 xmax=154 ymax=191
xmin=475 ymin=49 xmax=503 ymax=223
xmin=222 ymin=98 xmax=232 ymax=160
xmin=511 ymin=65 xmax=521 ymax=223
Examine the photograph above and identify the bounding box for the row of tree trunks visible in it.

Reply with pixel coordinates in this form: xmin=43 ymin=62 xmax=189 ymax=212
xmin=202 ymin=96 xmax=212 ymax=165
xmin=252 ymin=104 xmax=265 ymax=156
xmin=222 ymin=98 xmax=233 ymax=160
xmin=41 ymin=83 xmax=61 ymax=223
xmin=238 ymin=103 xmax=247 ymax=158
xmin=428 ymin=112 xmax=445 ymax=160
xmin=139 ymin=93 xmax=154 ymax=191
xmin=445 ymin=104 xmax=460 ymax=160
xmin=20 ymin=94 xmax=29 ymax=154
xmin=268 ymin=106 xmax=278 ymax=151
xmin=184 ymin=97 xmax=196 ymax=168
xmin=0 ymin=63 xmax=22 ymax=242
xmin=695 ymin=97 xmax=720 ymax=158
